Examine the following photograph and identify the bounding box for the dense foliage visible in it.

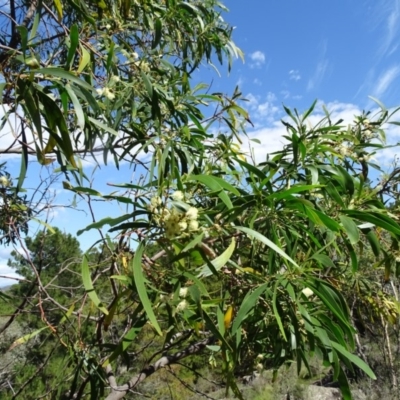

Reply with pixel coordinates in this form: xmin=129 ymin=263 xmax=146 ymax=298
xmin=1 ymin=1 xmax=400 ymax=399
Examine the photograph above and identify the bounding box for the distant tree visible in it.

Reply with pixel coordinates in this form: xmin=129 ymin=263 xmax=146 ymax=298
xmin=8 ymin=227 xmax=82 ymax=286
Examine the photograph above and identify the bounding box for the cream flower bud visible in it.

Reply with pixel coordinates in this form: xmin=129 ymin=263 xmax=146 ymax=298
xmin=160 ymin=294 xmax=168 ymax=303
xmin=186 ymin=207 xmax=198 ymax=220
xmin=302 ymin=288 xmax=314 ymax=298
xmin=150 ymin=196 xmax=162 ymax=207
xmin=339 ymin=144 xmax=350 ymax=156
xmin=0 ymin=176 xmax=10 ymax=187
xmin=179 ymin=287 xmax=188 ymax=298
xmin=178 ymin=221 xmax=188 ymax=231
xmin=176 ymin=300 xmax=188 ymax=312
xmin=188 ymin=220 xmax=199 ymax=231
xmin=103 ymin=87 xmax=115 ymax=100
xmin=96 ymin=87 xmax=115 ymax=100
xmin=172 ymin=191 xmax=184 ymax=201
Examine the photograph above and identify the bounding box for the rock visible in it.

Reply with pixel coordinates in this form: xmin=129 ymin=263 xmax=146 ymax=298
xmin=284 ymin=385 xmax=367 ymax=400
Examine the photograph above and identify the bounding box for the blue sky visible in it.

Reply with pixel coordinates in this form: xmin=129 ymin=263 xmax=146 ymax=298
xmin=1 ymin=0 xmax=400 ymax=285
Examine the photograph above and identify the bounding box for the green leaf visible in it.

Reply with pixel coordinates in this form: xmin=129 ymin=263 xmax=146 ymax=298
xmin=77 ymin=45 xmax=91 ymax=73
xmin=132 ymin=243 xmax=162 ymax=336
xmin=236 ymin=227 xmax=300 ymax=269
xmin=152 ymin=18 xmax=162 ymax=49
xmin=21 ymin=84 xmax=42 ymax=143
xmin=267 ymin=185 xmax=323 ymax=201
xmin=29 ymin=8 xmax=41 ymax=41
xmin=66 ymin=24 xmax=79 ymax=70
xmin=368 ymin=96 xmax=387 ymax=112
xmin=336 ymin=165 xmax=355 ymax=196
xmin=71 ymin=186 xmax=102 ymax=196
xmin=311 ymin=254 xmax=335 ymax=268
xmin=35 ymin=90 xmax=77 ymax=167
xmin=198 ymin=238 xmax=236 ymax=277
xmin=182 ymin=232 xmax=205 ymax=253
xmin=331 ymin=341 xmax=376 ymax=379
xmin=343 ymin=210 xmax=400 ymax=235
xmin=65 ymin=84 xmax=85 ymax=130
xmin=308 ymin=281 xmax=350 ymax=328
xmin=365 ymin=230 xmax=380 ymax=257
xmin=9 ymin=326 xmax=49 ymax=351
xmin=16 ymin=26 xmax=28 ymax=55
xmin=325 ymin=181 xmax=345 ymax=207
xmin=35 ymin=68 xmax=93 ymax=91
xmin=272 ymin=280 xmax=287 ymax=341
xmin=231 ymin=283 xmax=268 ymax=334
xmin=337 ymin=366 xmax=352 ymax=400
xmin=189 ymin=174 xmax=234 ymax=209
xmin=77 ymin=213 xmax=144 ymax=235
xmin=81 ymin=255 xmax=109 ymax=315
xmin=340 ymin=215 xmax=360 ymax=244
xmin=189 ymin=174 xmax=240 ymax=196
xmin=302 ymin=99 xmax=317 ymax=121
xmin=53 ymin=0 xmax=63 ymax=21
xmin=105 ymin=325 xmax=143 ymax=365
xmin=141 ymin=71 xmax=153 ymax=98
xmin=88 ymin=117 xmax=119 ymax=136
xmin=17 ymin=126 xmax=28 ymax=193
xmin=313 ymin=209 xmax=341 ymax=232
xmin=31 ymin=218 xmax=56 ymax=234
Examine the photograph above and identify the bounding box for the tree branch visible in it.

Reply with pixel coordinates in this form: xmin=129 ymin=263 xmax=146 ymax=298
xmin=0 ymin=0 xmax=39 ymax=64
xmin=105 ymin=337 xmax=214 ymax=400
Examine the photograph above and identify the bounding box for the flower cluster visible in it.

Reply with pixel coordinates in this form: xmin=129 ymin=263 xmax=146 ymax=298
xmin=0 ymin=176 xmax=10 ymax=187
xmin=163 ymin=206 xmax=199 ymax=239
xmin=96 ymin=87 xmax=115 ymax=101
xmin=149 ymin=192 xmax=200 ymax=239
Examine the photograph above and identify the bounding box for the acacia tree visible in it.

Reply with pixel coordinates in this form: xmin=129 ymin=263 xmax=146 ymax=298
xmin=1 ymin=1 xmax=400 ymax=399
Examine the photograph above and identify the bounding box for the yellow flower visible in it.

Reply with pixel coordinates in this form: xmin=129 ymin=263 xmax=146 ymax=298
xmin=176 ymin=300 xmax=188 ymax=312
xmin=150 ymin=196 xmax=162 ymax=208
xmin=96 ymin=87 xmax=115 ymax=101
xmin=186 ymin=207 xmax=198 ymax=220
xmin=178 ymin=221 xmax=188 ymax=231
xmin=188 ymin=220 xmax=199 ymax=231
xmin=302 ymin=288 xmax=314 ymax=298
xmin=172 ymin=191 xmax=184 ymax=201
xmin=0 ymin=176 xmax=10 ymax=187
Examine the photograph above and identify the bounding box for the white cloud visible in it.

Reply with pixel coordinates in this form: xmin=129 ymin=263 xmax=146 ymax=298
xmin=0 ymin=247 xmax=22 ymax=287
xmin=249 ymin=51 xmax=266 ymax=68
xmin=245 ymin=92 xmax=279 ymax=124
xmin=280 ymin=90 xmax=302 ymax=101
xmin=253 ymin=78 xmax=262 ymax=86
xmin=375 ymin=0 xmax=400 ymax=59
xmin=307 ymin=60 xmax=329 ymax=91
xmin=236 ymin=76 xmax=244 ymax=87
xmin=240 ymin=101 xmax=366 ymax=163
xmin=372 ymin=65 xmax=400 ymax=97
xmin=242 ymin=122 xmax=288 ymax=162
xmin=307 ymin=40 xmax=329 ymax=92
xmin=241 ymin=99 xmax=400 ymax=168
xmin=281 ymin=90 xmax=290 ymax=100
xmin=289 ymin=70 xmax=301 ymax=81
